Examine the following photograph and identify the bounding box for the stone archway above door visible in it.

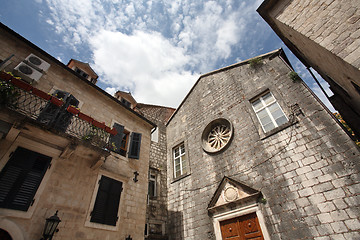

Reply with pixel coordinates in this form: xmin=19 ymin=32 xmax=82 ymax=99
xmin=207 ymin=176 xmax=270 ymax=240
xmin=0 ymin=218 xmax=25 ymax=240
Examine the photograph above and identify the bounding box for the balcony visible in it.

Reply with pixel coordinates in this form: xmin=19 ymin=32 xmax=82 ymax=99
xmin=0 ymin=72 xmax=117 ymax=149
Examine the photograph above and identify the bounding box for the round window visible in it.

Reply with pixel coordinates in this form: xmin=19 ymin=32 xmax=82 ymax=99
xmin=201 ymin=118 xmax=233 ymax=153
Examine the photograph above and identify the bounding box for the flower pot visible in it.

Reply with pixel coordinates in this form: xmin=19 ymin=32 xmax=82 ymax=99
xmin=32 ymin=88 xmax=51 ymax=100
xmin=0 ymin=72 xmax=12 ymax=81
xmin=92 ymin=120 xmax=106 ymax=130
xmin=67 ymin=105 xmax=80 ymax=115
xmin=105 ymin=126 xmax=112 ymax=134
xmin=109 ymin=127 xmax=118 ymax=136
xmin=10 ymin=78 xmax=33 ymax=91
xmin=50 ymin=96 xmax=64 ymax=107
xmin=78 ymin=112 xmax=93 ymax=123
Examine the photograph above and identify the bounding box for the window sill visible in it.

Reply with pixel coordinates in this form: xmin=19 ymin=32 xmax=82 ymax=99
xmin=260 ymin=120 xmax=297 ymax=140
xmin=84 ymin=220 xmax=118 ymax=232
xmin=171 ymin=173 xmax=191 ymax=183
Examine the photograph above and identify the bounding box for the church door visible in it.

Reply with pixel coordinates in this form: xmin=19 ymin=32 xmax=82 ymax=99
xmin=220 ymin=212 xmax=264 ymax=240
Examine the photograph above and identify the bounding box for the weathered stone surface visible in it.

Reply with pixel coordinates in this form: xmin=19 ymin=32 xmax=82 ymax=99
xmin=166 ymin=51 xmax=360 ymax=239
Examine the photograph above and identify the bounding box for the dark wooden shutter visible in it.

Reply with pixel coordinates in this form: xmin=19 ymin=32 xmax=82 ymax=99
xmin=109 ymin=123 xmax=124 ymax=154
xmin=128 ymin=132 xmax=142 ymax=159
xmin=54 ymin=94 xmax=79 ymax=132
xmin=0 ymin=147 xmax=51 ymax=211
xmin=37 ymin=90 xmax=71 ymax=129
xmin=90 ymin=176 xmax=123 ymax=226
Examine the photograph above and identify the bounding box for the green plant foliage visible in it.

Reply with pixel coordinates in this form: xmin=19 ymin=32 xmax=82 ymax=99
xmin=259 ymin=197 xmax=267 ymax=204
xmin=0 ymin=80 xmax=19 ymax=108
xmin=333 ymin=112 xmax=360 ymax=146
xmin=289 ymin=71 xmax=301 ymax=82
xmin=249 ymin=57 xmax=263 ymax=68
xmin=83 ymin=125 xmax=100 ymax=141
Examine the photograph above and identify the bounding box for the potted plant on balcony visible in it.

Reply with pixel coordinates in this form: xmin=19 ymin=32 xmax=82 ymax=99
xmin=67 ymin=105 xmax=80 ymax=115
xmin=0 ymin=79 xmax=19 ymax=108
xmin=0 ymin=71 xmax=13 ymax=81
xmin=78 ymin=112 xmax=93 ymax=123
xmin=10 ymin=77 xmax=33 ymax=92
xmin=92 ymin=119 xmax=106 ymax=130
xmin=32 ymin=88 xmax=51 ymax=100
xmin=50 ymin=96 xmax=64 ymax=107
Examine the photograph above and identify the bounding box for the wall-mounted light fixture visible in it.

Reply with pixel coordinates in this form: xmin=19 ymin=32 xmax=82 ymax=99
xmin=133 ymin=171 xmax=139 ymax=182
xmin=40 ymin=210 xmax=61 ymax=240
xmin=125 ymin=235 xmax=132 ymax=240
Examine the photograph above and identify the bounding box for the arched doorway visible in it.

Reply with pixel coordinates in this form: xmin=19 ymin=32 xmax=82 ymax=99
xmin=0 ymin=229 xmax=13 ymax=240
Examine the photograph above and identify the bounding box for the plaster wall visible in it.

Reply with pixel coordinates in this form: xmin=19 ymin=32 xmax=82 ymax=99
xmin=0 ymin=27 xmax=152 ymax=240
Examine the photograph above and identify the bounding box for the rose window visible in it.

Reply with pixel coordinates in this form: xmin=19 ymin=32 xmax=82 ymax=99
xmin=208 ymin=125 xmax=231 ymax=150
xmin=202 ymin=118 xmax=233 ymax=153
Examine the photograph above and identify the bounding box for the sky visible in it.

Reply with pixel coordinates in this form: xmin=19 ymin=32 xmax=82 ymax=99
xmin=0 ymin=0 xmax=335 ymax=111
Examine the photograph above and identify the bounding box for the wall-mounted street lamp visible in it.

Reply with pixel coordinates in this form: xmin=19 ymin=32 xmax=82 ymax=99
xmin=133 ymin=171 xmax=139 ymax=182
xmin=41 ymin=210 xmax=61 ymax=240
xmin=125 ymin=235 xmax=132 ymax=240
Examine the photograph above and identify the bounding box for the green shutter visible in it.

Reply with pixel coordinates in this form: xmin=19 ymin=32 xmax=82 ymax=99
xmin=0 ymin=147 xmax=51 ymax=211
xmin=90 ymin=176 xmax=122 ymax=226
xmin=128 ymin=132 xmax=142 ymax=159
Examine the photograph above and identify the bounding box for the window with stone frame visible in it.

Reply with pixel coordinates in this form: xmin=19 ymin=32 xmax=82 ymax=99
xmin=148 ymin=170 xmax=157 ymax=199
xmin=90 ymin=175 xmax=123 ymax=226
xmin=251 ymin=91 xmax=288 ymax=133
xmin=75 ymin=67 xmax=89 ymax=79
xmin=0 ymin=147 xmax=52 ymax=211
xmin=109 ymin=123 xmax=142 ymax=159
xmin=121 ymin=97 xmax=131 ymax=108
xmin=173 ymin=143 xmax=187 ymax=178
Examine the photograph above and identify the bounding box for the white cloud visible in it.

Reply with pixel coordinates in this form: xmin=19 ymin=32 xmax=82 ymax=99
xmin=42 ymin=0 xmax=268 ymax=107
xmin=105 ymin=87 xmax=117 ymax=96
xmin=90 ymin=30 xmax=198 ymax=107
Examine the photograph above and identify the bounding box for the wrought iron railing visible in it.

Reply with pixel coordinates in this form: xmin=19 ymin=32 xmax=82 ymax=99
xmin=1 ymin=76 xmax=113 ymax=149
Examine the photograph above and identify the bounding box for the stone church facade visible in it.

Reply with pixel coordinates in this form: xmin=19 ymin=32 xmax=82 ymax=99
xmin=165 ymin=49 xmax=360 ymax=239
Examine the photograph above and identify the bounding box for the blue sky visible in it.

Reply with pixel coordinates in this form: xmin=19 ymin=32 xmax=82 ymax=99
xmin=0 ymin=0 xmax=334 ymax=110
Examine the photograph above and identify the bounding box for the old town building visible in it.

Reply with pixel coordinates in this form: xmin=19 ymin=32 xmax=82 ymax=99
xmin=0 ymin=23 xmax=155 ymax=240
xmin=165 ymin=49 xmax=360 ymax=239
xmin=257 ymin=0 xmax=360 ymax=139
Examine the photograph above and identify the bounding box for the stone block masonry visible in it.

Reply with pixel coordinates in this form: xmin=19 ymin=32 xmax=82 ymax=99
xmin=166 ymin=51 xmax=360 ymax=239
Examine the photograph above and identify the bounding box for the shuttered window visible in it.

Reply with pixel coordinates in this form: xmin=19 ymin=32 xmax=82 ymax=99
xmin=109 ymin=123 xmax=125 ymax=155
xmin=109 ymin=123 xmax=142 ymax=159
xmin=128 ymin=132 xmax=142 ymax=159
xmin=0 ymin=147 xmax=51 ymax=211
xmin=90 ymin=176 xmax=123 ymax=226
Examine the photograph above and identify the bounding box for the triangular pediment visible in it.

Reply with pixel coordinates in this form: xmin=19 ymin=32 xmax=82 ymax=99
xmin=208 ymin=177 xmax=261 ymax=214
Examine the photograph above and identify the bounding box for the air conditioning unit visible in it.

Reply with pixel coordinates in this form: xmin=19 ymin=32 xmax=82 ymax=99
xmin=24 ymin=53 xmax=50 ymax=72
xmin=13 ymin=62 xmax=42 ymax=83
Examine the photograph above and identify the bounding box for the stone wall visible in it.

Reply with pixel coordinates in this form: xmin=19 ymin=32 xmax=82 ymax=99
xmin=137 ymin=104 xmax=175 ymax=239
xmin=166 ymin=52 xmax=360 ymax=239
xmin=274 ymin=0 xmax=360 ymax=70
xmin=259 ymin=0 xmax=360 ymax=138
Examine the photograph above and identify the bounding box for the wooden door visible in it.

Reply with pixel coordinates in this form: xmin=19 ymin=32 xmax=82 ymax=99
xmin=220 ymin=212 xmax=264 ymax=240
